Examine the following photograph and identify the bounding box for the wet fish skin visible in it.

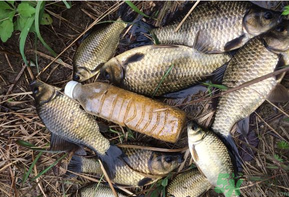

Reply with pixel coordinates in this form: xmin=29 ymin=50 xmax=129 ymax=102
xmin=167 ymin=169 xmax=211 ymax=197
xmin=187 ymin=122 xmax=236 ymax=196
xmin=79 ymin=184 xmax=126 ymax=197
xmin=151 ymin=1 xmax=281 ymax=53
xmin=68 ymin=146 xmax=183 ymax=186
xmin=121 ymin=146 xmax=183 ymax=175
xmin=212 ymin=20 xmax=289 ymax=138
xmin=73 ymin=19 xmax=127 ymax=82
xmin=101 ymin=45 xmax=231 ymax=96
xmin=30 ymin=80 xmax=122 ymax=179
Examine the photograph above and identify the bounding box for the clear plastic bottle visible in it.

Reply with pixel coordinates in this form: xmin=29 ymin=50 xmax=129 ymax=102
xmin=65 ymin=81 xmax=186 ymax=143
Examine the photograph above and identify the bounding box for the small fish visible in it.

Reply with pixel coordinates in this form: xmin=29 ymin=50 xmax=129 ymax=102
xmin=78 ymin=183 xmax=126 ymax=197
xmin=101 ymin=45 xmax=231 ymax=96
xmin=167 ymin=169 xmax=211 ymax=197
xmin=187 ymin=122 xmax=237 ymax=196
xmin=67 ymin=145 xmax=183 ymax=186
xmin=151 ymin=1 xmax=281 ymax=53
xmin=213 ymin=20 xmax=289 ymax=138
xmin=73 ymin=18 xmax=127 ymax=82
xmin=30 ymin=80 xmax=123 ymax=179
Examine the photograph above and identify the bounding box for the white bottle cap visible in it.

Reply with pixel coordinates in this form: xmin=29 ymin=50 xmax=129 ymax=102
xmin=64 ymin=81 xmax=79 ymax=98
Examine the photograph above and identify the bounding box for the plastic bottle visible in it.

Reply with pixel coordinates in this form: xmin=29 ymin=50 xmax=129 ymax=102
xmin=65 ymin=81 xmax=186 ymax=143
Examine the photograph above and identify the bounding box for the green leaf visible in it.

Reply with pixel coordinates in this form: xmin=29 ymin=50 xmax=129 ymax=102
xmin=62 ymin=0 xmax=71 ymax=9
xmin=19 ymin=17 xmax=34 ymax=66
xmin=203 ymin=82 xmax=228 ymax=90
xmin=0 ymin=19 xmax=14 ymax=42
xmin=35 ymin=1 xmax=56 ymax=57
xmin=125 ymin=1 xmax=150 ymax=18
xmin=18 ymin=2 xmax=36 ymax=17
xmin=277 ymin=141 xmax=289 ymax=150
xmin=31 ymin=153 xmax=67 ymax=181
xmin=40 ymin=13 xmax=53 ymax=25
xmin=161 ymin=177 xmax=168 ymax=187
xmin=16 ymin=140 xmax=35 ymax=148
xmin=7 ymin=1 xmax=15 ymax=6
xmin=152 ymin=64 xmax=174 ymax=97
xmin=284 ymin=117 xmax=289 ymax=122
xmin=282 ymin=6 xmax=289 ymax=15
xmin=22 ymin=151 xmax=43 ymax=183
xmin=0 ymin=2 xmax=13 ymax=10
xmin=274 ymin=154 xmax=283 ymax=162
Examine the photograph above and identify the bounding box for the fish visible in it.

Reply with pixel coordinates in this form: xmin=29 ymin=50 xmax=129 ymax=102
xmin=167 ymin=169 xmax=211 ymax=197
xmin=30 ymin=80 xmax=123 ymax=179
xmin=78 ymin=183 xmax=126 ymax=197
xmin=187 ymin=122 xmax=237 ymax=197
xmin=212 ymin=20 xmax=289 ymax=138
xmin=64 ymin=81 xmax=187 ymax=143
xmin=67 ymin=145 xmax=183 ymax=186
xmin=251 ymin=1 xmax=289 ymax=12
xmin=151 ymin=1 xmax=281 ymax=53
xmin=101 ymin=45 xmax=231 ymax=96
xmin=73 ymin=18 xmax=127 ymax=82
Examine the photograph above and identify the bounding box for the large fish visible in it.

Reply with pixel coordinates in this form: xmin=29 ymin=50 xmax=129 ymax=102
xmin=187 ymin=122 xmax=238 ymax=197
xmin=151 ymin=1 xmax=281 ymax=53
xmin=30 ymin=80 xmax=123 ymax=179
xmin=212 ymin=20 xmax=289 ymax=138
xmin=101 ymin=45 xmax=231 ymax=96
xmin=73 ymin=18 xmax=127 ymax=82
xmin=67 ymin=145 xmax=183 ymax=186
xmin=78 ymin=183 xmax=126 ymax=197
xmin=167 ymin=169 xmax=211 ymax=197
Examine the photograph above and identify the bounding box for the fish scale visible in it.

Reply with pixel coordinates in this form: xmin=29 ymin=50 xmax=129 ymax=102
xmin=102 ymin=45 xmax=231 ymax=96
xmin=152 ymin=2 xmax=251 ymax=52
xmin=73 ymin=18 xmax=127 ymax=82
xmin=151 ymin=1 xmax=281 ymax=53
xmin=167 ymin=169 xmax=211 ymax=197
xmin=212 ymin=37 xmax=279 ymax=137
xmin=79 ymin=184 xmax=126 ymax=197
xmin=38 ymin=94 xmax=110 ymax=155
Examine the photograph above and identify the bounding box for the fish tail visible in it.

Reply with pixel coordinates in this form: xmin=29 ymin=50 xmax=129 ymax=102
xmin=66 ymin=155 xmax=83 ymax=177
xmin=98 ymin=144 xmax=124 ymax=180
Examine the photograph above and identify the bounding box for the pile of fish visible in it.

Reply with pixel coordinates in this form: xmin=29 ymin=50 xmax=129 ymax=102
xmin=30 ymin=1 xmax=289 ymax=197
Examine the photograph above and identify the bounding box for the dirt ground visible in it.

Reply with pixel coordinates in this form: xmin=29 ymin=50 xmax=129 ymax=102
xmin=0 ymin=1 xmax=289 ymax=197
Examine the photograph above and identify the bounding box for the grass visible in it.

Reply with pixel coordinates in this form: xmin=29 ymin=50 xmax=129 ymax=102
xmin=0 ymin=1 xmax=289 ymax=197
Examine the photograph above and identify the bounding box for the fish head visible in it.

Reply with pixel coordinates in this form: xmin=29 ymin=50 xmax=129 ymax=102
xmin=149 ymin=152 xmax=183 ymax=174
xmin=30 ymin=80 xmax=58 ymax=106
xmin=187 ymin=122 xmax=206 ymax=144
xmin=73 ymin=66 xmax=95 ymax=82
xmin=244 ymin=7 xmax=281 ymax=36
xmin=263 ymin=20 xmax=289 ymax=52
xmin=101 ymin=58 xmax=124 ymax=85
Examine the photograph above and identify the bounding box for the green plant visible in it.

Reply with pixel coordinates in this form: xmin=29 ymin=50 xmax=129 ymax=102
xmin=0 ymin=1 xmax=70 ymax=66
xmin=152 ymin=64 xmax=174 ymax=97
xmin=277 ymin=141 xmax=289 ymax=150
xmin=203 ymin=81 xmax=228 ymax=95
xmin=282 ymin=5 xmax=289 ymax=15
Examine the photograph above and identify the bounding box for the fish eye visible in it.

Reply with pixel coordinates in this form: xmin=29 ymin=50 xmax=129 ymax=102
xmin=164 ymin=156 xmax=173 ymax=163
xmin=263 ymin=11 xmax=273 ymax=20
xmin=73 ymin=74 xmax=80 ymax=81
xmin=104 ymin=71 xmax=111 ymax=80
xmin=192 ymin=124 xmax=198 ymax=131
xmin=33 ymin=87 xmax=39 ymax=94
xmin=276 ymin=25 xmax=285 ymax=32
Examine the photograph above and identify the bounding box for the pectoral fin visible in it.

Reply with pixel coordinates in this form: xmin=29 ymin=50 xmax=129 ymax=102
xmin=224 ymin=34 xmax=246 ymax=52
xmin=191 ymin=145 xmax=199 ymax=162
xmin=50 ymin=133 xmax=84 ymax=154
xmin=267 ymin=84 xmax=289 ymax=103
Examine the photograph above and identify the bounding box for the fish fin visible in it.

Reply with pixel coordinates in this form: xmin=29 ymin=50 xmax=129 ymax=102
xmin=211 ymin=63 xmax=228 ymax=84
xmin=191 ymin=145 xmax=199 ymax=162
xmin=224 ymin=34 xmax=246 ymax=52
xmin=218 ymin=134 xmax=243 ymax=173
xmin=66 ymin=155 xmax=83 ymax=177
xmin=123 ymin=53 xmax=145 ymax=66
xmin=236 ymin=117 xmax=250 ymax=136
xmin=138 ymin=177 xmax=152 ymax=186
xmin=50 ymin=133 xmax=81 ymax=153
xmin=98 ymin=144 xmax=124 ymax=180
xmin=267 ymin=84 xmax=289 ymax=103
xmin=193 ymin=30 xmax=222 ymax=54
